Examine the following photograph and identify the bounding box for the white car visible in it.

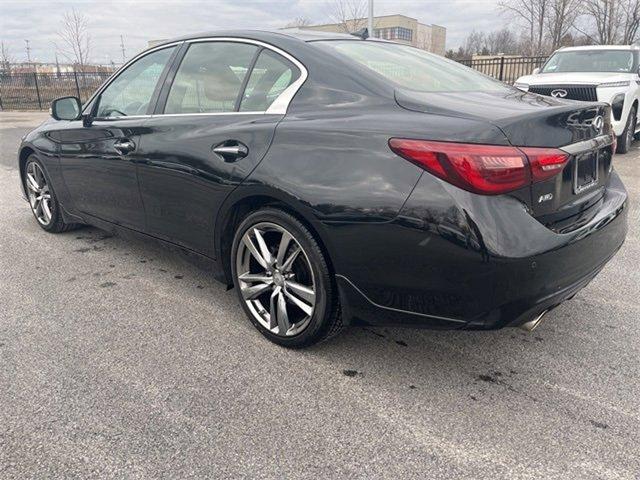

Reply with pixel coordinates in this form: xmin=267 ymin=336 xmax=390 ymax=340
xmin=514 ymin=45 xmax=640 ymax=154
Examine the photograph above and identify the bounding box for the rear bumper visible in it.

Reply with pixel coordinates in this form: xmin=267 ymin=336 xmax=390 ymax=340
xmin=333 ymin=170 xmax=628 ymax=330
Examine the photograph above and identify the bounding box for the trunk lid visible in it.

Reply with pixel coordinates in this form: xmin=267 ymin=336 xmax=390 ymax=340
xmin=395 ymin=88 xmax=614 ymax=231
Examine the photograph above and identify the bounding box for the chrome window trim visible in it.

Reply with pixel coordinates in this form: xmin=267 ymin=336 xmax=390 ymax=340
xmin=81 ymin=41 xmax=184 ymax=116
xmin=84 ymin=36 xmax=308 ymax=119
xmin=560 ymin=134 xmax=613 ymax=156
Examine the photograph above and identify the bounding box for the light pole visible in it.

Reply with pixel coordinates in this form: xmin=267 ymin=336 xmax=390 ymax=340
xmin=368 ymin=0 xmax=374 ymax=37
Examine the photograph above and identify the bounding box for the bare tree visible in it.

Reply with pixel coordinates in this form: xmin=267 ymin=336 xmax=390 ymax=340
xmin=486 ymin=28 xmax=519 ymax=54
xmin=546 ymin=0 xmax=582 ymax=50
xmin=575 ymin=0 xmax=640 ymax=44
xmin=56 ymin=8 xmax=91 ymax=68
xmin=1 ymin=41 xmax=13 ymax=73
xmin=285 ymin=16 xmax=313 ymax=28
xmin=499 ymin=0 xmax=550 ymax=55
xmin=463 ymin=31 xmax=488 ymax=56
xmin=582 ymin=0 xmax=621 ymax=43
xmin=620 ymin=0 xmax=640 ymax=43
xmin=326 ymin=0 xmax=368 ymax=33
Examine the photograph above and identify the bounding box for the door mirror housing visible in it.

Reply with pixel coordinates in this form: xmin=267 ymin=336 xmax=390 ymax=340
xmin=51 ymin=96 xmax=82 ymax=121
xmin=532 ymin=67 xmax=540 ymax=75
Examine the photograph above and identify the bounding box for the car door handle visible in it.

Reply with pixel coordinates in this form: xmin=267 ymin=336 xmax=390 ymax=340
xmin=114 ymin=138 xmax=136 ymax=155
xmin=212 ymin=141 xmax=248 ymax=162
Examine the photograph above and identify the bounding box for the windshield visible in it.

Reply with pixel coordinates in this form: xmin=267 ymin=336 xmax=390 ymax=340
xmin=542 ymin=50 xmax=635 ymax=73
xmin=315 ymin=40 xmax=508 ymax=92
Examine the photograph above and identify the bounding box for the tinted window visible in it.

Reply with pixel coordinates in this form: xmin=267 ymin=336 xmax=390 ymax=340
xmin=240 ymin=50 xmax=300 ymax=112
xmin=165 ymin=42 xmax=258 ymax=114
xmin=316 ymin=41 xmax=506 ymax=92
xmin=541 ymin=50 xmax=635 ymax=73
xmin=96 ymin=47 xmax=174 ymax=118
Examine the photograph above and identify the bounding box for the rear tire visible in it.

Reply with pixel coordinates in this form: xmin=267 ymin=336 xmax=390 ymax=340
xmin=231 ymin=208 xmax=342 ymax=348
xmin=616 ymin=106 xmax=636 ymax=154
xmin=23 ymin=155 xmax=80 ymax=233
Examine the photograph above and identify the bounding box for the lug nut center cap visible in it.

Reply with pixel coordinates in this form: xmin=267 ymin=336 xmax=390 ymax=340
xmin=273 ymin=271 xmax=285 ymax=287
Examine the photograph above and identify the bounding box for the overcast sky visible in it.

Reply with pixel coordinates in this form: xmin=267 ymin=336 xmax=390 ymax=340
xmin=1 ymin=0 xmax=502 ymax=64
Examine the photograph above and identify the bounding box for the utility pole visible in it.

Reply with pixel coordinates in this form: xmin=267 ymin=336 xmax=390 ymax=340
xmin=120 ymin=35 xmax=126 ymax=63
xmin=368 ymin=0 xmax=374 ymax=38
xmin=25 ymin=39 xmax=32 ymax=63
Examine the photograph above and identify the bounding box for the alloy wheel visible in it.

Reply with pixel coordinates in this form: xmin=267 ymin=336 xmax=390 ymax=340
xmin=25 ymin=162 xmax=53 ymax=226
xmin=627 ymin=113 xmax=635 ymax=148
xmin=235 ymin=222 xmax=316 ymax=337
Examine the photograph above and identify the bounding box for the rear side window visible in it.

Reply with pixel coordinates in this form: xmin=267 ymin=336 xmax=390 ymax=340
xmin=165 ymin=42 xmax=258 ymax=114
xmin=316 ymin=41 xmax=507 ymax=93
xmin=240 ymin=50 xmax=300 ymax=112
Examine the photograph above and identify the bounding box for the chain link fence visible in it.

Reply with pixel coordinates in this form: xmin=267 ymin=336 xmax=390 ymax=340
xmin=0 ymin=56 xmax=548 ymax=111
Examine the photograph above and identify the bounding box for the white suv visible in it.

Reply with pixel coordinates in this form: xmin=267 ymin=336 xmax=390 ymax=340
xmin=514 ymin=45 xmax=640 ymax=154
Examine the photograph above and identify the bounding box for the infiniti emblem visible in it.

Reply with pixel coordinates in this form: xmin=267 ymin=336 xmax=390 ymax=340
xmin=592 ymin=115 xmax=604 ymax=133
xmin=551 ymin=89 xmax=568 ymax=98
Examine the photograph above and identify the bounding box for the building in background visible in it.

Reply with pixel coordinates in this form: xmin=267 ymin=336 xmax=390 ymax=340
xmin=302 ymin=14 xmax=446 ymax=55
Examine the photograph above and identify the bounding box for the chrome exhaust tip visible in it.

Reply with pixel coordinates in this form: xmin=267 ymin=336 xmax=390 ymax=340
xmin=520 ymin=310 xmax=548 ymax=332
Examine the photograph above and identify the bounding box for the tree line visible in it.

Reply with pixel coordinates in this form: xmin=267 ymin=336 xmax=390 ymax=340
xmin=447 ymin=0 xmax=640 ymax=59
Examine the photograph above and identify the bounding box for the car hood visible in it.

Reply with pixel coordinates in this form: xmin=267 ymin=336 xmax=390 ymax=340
xmin=395 ymin=88 xmax=610 ymax=147
xmin=516 ymin=71 xmax=631 ymax=85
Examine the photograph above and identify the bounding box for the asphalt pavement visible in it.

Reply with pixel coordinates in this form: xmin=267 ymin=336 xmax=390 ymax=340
xmin=1 ymin=111 xmax=639 ymax=479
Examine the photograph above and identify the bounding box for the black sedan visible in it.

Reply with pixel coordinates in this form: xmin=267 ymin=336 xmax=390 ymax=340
xmin=18 ymin=30 xmax=628 ymax=347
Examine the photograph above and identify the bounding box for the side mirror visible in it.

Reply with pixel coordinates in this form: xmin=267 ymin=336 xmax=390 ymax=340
xmin=51 ymin=96 xmax=81 ymax=121
xmin=532 ymin=67 xmax=540 ymax=75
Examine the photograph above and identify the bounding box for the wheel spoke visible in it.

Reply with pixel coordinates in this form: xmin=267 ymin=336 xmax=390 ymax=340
xmin=284 ymin=288 xmax=314 ymax=316
xmin=276 ymin=290 xmax=291 ymax=334
xmin=241 ymin=282 xmax=273 ymax=300
xmin=276 ymin=231 xmax=292 ymax=267
xmin=280 ymin=245 xmax=301 ymax=272
xmin=243 ymin=235 xmax=269 ymax=270
xmin=286 ymin=281 xmax=315 ymax=304
xmin=268 ymin=287 xmax=280 ymax=330
xmin=41 ymin=200 xmax=52 ymax=222
xmin=26 ymin=173 xmax=40 ymax=192
xmin=239 ymin=272 xmax=273 ymax=284
xmin=253 ymin=228 xmax=274 ymax=267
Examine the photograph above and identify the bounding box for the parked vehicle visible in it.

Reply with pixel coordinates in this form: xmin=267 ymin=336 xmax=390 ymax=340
xmin=514 ymin=45 xmax=640 ymax=154
xmin=18 ymin=30 xmax=628 ymax=347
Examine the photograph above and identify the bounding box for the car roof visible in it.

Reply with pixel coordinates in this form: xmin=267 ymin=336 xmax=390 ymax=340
xmin=154 ymin=28 xmax=367 ymax=49
xmin=556 ymin=45 xmax=639 ymax=52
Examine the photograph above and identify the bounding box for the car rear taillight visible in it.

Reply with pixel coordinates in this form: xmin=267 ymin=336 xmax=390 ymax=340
xmin=522 ymin=147 xmax=570 ymax=182
xmin=389 ymin=139 xmax=569 ymax=195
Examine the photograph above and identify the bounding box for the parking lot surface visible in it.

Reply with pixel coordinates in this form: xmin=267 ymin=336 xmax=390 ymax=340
xmin=1 ymin=112 xmax=639 ymax=479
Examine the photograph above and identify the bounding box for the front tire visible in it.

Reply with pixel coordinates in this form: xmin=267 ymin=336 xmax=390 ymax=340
xmin=231 ymin=208 xmax=342 ymax=348
xmin=616 ymin=106 xmax=636 ymax=154
xmin=23 ymin=155 xmax=79 ymax=233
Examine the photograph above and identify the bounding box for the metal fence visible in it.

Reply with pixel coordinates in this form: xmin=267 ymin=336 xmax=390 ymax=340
xmin=0 ymin=71 xmax=113 ymax=111
xmin=457 ymin=56 xmax=548 ymax=84
xmin=0 ymin=56 xmax=549 ymax=111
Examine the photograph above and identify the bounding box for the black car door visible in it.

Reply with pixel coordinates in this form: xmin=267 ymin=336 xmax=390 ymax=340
xmin=56 ymin=46 xmax=177 ymax=229
xmin=135 ymin=40 xmax=303 ymax=257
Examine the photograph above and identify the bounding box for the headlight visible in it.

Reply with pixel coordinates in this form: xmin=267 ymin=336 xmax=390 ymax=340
xmin=598 ymin=81 xmax=630 ymax=88
xmin=611 ymin=93 xmax=625 ymax=121
xmin=514 ymin=82 xmax=529 ymax=91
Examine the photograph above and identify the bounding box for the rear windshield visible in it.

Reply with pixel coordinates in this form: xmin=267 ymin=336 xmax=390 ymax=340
xmin=541 ymin=50 xmax=635 ymax=73
xmin=315 ymin=40 xmax=508 ymax=92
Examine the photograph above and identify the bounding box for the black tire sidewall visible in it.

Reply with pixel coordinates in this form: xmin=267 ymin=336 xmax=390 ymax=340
xmin=617 ymin=107 xmax=636 ymax=154
xmin=230 ymin=208 xmax=333 ymax=348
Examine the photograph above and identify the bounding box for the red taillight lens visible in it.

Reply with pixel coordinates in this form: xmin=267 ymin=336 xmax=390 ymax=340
xmin=389 ymin=139 xmax=529 ymax=194
xmin=389 ymin=139 xmax=569 ymax=195
xmin=522 ymin=147 xmax=570 ymax=182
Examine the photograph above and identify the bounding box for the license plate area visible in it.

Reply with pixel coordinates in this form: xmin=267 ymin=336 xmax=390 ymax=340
xmin=573 ymin=150 xmax=599 ymax=194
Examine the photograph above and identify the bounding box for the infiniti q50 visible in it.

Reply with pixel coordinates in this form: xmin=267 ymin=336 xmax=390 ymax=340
xmin=18 ymin=30 xmax=628 ymax=347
